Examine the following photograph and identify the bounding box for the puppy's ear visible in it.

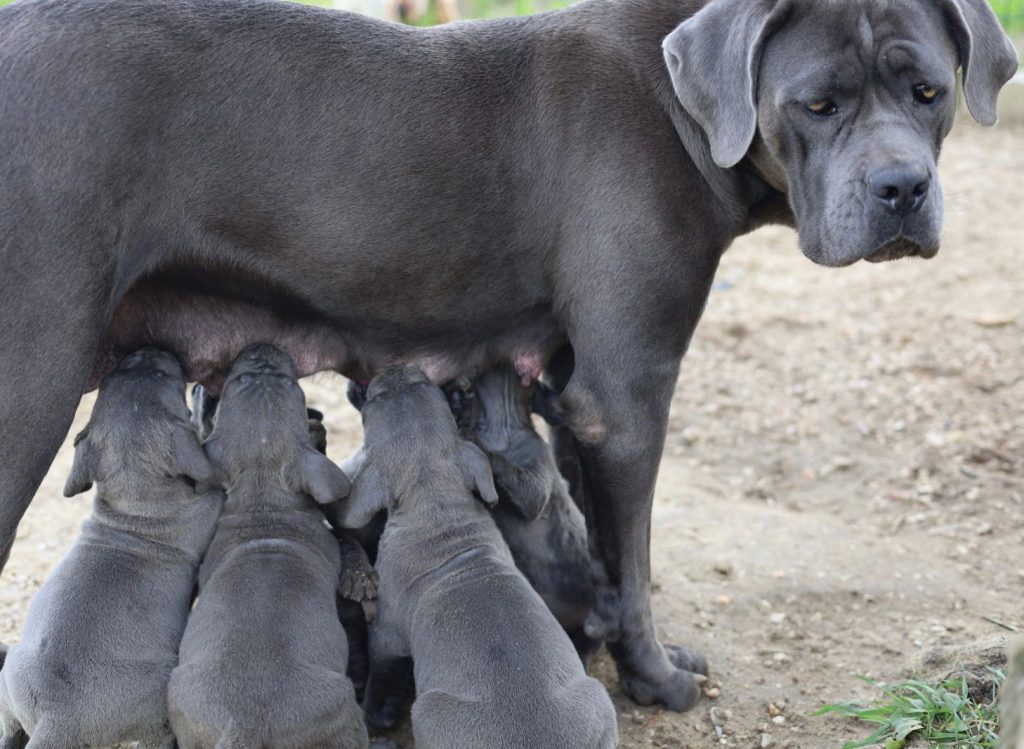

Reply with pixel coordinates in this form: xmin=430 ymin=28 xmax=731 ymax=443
xmin=530 ymin=382 xmax=565 ymax=427
xmin=662 ymin=0 xmax=789 ymax=168
xmin=63 ymin=429 xmax=97 ymax=497
xmin=291 ymin=449 xmax=352 ymax=506
xmin=170 ymin=426 xmax=223 ymax=493
xmin=938 ymin=0 xmax=1019 ymax=126
xmin=308 ymin=419 xmax=328 ymax=455
xmin=458 ymin=440 xmax=499 ymax=508
xmin=336 ymin=461 xmax=390 ymax=529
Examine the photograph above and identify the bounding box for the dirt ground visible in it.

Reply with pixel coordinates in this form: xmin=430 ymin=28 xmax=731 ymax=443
xmin=1 ymin=122 xmax=1022 ymax=748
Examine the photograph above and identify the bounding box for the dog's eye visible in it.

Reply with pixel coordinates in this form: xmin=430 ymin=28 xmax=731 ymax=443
xmin=806 ymin=99 xmax=839 ymax=117
xmin=913 ymin=84 xmax=940 ymax=104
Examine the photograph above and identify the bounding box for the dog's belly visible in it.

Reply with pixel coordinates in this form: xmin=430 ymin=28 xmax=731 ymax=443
xmin=91 ymin=264 xmax=562 ymax=393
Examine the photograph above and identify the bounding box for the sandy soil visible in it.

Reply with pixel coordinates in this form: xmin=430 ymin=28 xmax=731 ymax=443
xmin=1 ymin=122 xmax=1022 ymax=748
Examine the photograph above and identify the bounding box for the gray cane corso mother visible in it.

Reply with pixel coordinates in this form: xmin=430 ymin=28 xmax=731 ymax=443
xmin=0 ymin=0 xmax=1016 ymax=711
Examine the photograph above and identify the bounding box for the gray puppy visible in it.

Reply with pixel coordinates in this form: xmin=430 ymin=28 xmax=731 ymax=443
xmin=0 ymin=348 xmax=221 ymax=749
xmin=340 ymin=366 xmax=617 ymax=748
xmin=168 ymin=344 xmax=368 ymax=749
xmin=465 ymin=367 xmax=597 ymax=641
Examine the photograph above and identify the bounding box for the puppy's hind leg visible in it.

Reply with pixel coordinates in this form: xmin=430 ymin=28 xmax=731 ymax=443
xmin=362 ymin=623 xmax=412 ymax=734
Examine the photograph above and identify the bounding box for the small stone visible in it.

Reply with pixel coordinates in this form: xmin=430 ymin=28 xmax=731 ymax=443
xmin=705 ymin=686 xmax=720 ymax=699
xmin=761 ymin=732 xmax=773 ymax=748
xmin=713 ymin=594 xmax=732 ymax=606
xmin=768 ymin=703 xmax=782 ymax=717
xmin=772 ymin=715 xmax=787 ymax=725
xmin=769 ymin=612 xmax=787 ymax=625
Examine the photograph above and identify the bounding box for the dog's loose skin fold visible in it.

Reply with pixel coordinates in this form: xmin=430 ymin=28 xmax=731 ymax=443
xmin=0 ymin=0 xmax=1016 ymax=710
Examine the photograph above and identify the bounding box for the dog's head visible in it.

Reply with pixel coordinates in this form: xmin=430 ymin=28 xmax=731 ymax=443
xmin=64 ymin=347 xmax=218 ymax=501
xmin=663 ymin=0 xmax=1019 ymax=266
xmin=203 ymin=344 xmax=350 ymax=507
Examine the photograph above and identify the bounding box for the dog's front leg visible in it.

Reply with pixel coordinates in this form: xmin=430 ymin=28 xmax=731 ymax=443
xmin=557 ymin=361 xmax=707 ymax=712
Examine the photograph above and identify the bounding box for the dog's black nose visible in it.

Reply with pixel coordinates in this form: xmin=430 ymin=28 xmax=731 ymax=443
xmin=868 ymin=164 xmax=930 ymax=216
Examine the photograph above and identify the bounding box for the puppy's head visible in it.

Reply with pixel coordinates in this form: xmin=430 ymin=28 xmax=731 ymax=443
xmin=203 ymin=344 xmax=350 ymax=507
xmin=64 ymin=348 xmax=218 ymax=501
xmin=467 ymin=365 xmax=535 ymax=454
xmin=663 ymin=0 xmax=1018 ymax=266
xmin=336 ymin=366 xmax=498 ymax=528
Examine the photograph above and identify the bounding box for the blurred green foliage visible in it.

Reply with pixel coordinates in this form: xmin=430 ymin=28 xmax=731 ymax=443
xmin=0 ymin=0 xmax=1019 ymax=41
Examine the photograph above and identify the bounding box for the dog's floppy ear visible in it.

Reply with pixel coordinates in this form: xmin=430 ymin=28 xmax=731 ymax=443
xmin=169 ymin=426 xmax=222 ymax=493
xmin=290 ymin=448 xmax=352 ymax=506
xmin=336 ymin=460 xmax=390 ymax=529
xmin=63 ymin=429 xmax=98 ymax=497
xmin=457 ymin=440 xmax=499 ymax=508
xmin=937 ymin=0 xmax=1019 ymax=126
xmin=662 ymin=0 xmax=789 ymax=168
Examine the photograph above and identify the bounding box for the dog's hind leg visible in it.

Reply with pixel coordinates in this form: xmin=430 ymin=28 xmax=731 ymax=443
xmin=0 ymin=233 xmax=109 ymax=573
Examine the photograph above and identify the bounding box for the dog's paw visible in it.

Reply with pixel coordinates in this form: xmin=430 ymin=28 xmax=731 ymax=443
xmin=616 ymin=646 xmax=707 ymax=712
xmin=665 ymin=644 xmax=709 ymax=676
xmin=339 ymin=565 xmax=379 ymax=603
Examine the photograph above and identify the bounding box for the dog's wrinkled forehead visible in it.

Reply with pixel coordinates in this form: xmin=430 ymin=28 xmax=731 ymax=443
xmin=213 ymin=344 xmax=306 ymax=436
xmin=763 ymin=0 xmax=957 ymax=93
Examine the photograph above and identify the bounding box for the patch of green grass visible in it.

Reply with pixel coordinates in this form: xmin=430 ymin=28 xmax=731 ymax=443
xmin=991 ymin=0 xmax=1024 ymax=32
xmin=816 ymin=673 xmax=1004 ymax=749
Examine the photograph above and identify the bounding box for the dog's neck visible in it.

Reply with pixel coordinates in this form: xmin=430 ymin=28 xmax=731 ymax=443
xmin=573 ymin=0 xmax=796 ymax=237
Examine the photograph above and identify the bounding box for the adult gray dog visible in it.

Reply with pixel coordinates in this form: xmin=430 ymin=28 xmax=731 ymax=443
xmin=168 ymin=345 xmax=367 ymax=749
xmin=0 ymin=0 xmax=1017 ymax=711
xmin=0 ymin=348 xmax=221 ymax=749
xmin=340 ymin=366 xmax=618 ymax=748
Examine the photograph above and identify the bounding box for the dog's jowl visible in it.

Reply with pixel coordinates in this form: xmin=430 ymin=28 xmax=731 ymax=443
xmin=167 ymin=345 xmax=367 ymax=749
xmin=0 ymin=349 xmax=222 ymax=749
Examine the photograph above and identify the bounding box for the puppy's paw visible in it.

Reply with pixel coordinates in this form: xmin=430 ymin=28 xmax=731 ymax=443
xmin=365 ymin=699 xmax=404 ymax=733
xmin=339 ymin=565 xmax=380 ymax=603
xmin=583 ymin=584 xmax=621 ymax=642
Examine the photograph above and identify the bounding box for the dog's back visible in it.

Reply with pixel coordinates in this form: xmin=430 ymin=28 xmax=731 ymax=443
xmin=405 ymin=546 xmax=616 ymax=748
xmin=167 ymin=345 xmax=365 ymax=749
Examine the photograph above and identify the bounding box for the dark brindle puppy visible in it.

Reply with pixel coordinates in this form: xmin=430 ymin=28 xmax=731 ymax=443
xmin=0 ymin=349 xmax=221 ymax=749
xmin=464 ymin=367 xmax=599 ymax=646
xmin=339 ymin=366 xmax=617 ymax=748
xmin=168 ymin=345 xmax=367 ymax=749
xmin=0 ymin=0 xmax=1016 ymax=710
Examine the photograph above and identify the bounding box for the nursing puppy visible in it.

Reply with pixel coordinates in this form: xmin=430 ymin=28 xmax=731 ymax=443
xmin=466 ymin=366 xmax=597 ymax=641
xmin=0 ymin=348 xmax=221 ymax=749
xmin=340 ymin=366 xmax=617 ymax=748
xmin=168 ymin=345 xmax=368 ymax=749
